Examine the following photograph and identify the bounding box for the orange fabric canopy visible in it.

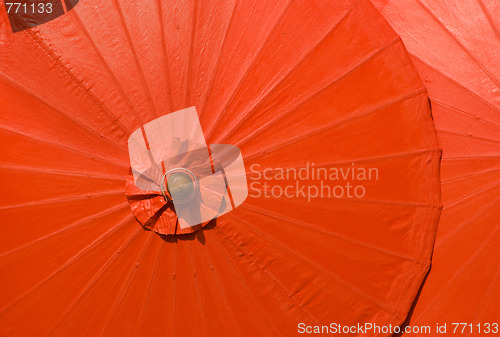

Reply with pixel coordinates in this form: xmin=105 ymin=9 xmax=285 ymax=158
xmin=0 ymin=1 xmax=441 ymax=336
xmin=371 ymin=0 xmax=500 ymax=331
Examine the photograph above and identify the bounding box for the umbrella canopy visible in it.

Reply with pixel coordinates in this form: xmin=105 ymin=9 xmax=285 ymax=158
xmin=0 ymin=0 xmax=441 ymax=336
xmin=371 ymin=0 xmax=500 ymax=331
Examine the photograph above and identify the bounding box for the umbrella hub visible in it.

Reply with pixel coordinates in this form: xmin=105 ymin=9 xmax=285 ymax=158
xmin=160 ymin=168 xmax=197 ymax=203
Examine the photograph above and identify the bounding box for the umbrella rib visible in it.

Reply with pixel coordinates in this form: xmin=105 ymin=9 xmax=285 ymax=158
xmin=243 ymin=87 xmax=425 ymax=161
xmin=0 ymin=74 xmax=128 ymax=154
xmin=224 ymin=212 xmax=404 ymax=320
xmin=412 ymin=222 xmax=500 ymax=324
xmin=414 ymin=0 xmax=500 ymax=87
xmin=464 ymin=266 xmax=500 ymax=337
xmin=443 ymin=155 xmax=500 ymax=161
xmin=220 ymin=7 xmax=387 ymax=144
xmin=238 ymin=149 xmax=441 ymax=182
xmin=437 ymin=129 xmax=500 ymax=144
xmin=241 ymin=184 xmax=439 ymax=208
xmin=199 ymin=0 xmax=239 ymax=121
xmin=135 ymin=238 xmax=164 ymax=336
xmin=0 ymin=165 xmax=125 ymax=181
xmin=69 ymin=11 xmax=151 ymax=128
xmin=239 ymin=149 xmax=441 ymax=182
xmin=193 ymin=236 xmax=243 ymax=337
xmin=0 ymin=202 xmax=129 ymax=259
xmin=0 ymin=189 xmax=124 ymax=210
xmin=209 ymin=229 xmax=295 ymax=335
xmin=187 ymin=243 xmax=208 ymax=335
xmin=155 ymin=0 xmax=174 ymax=112
xmin=184 ymin=0 xmax=199 ymax=107
xmin=477 ymin=0 xmax=500 ymax=40
xmin=432 ymin=100 xmax=500 ymax=130
xmin=217 ymin=5 xmax=364 ymax=144
xmin=41 ymin=227 xmax=143 ymax=337
xmin=239 ymin=203 xmax=422 ymax=265
xmin=215 ymin=223 xmax=322 ymax=325
xmin=0 ymin=124 xmax=128 ymax=168
xmin=97 ymin=234 xmax=156 ymax=337
xmin=0 ymin=214 xmax=135 ymax=315
xmin=215 ymin=219 xmax=401 ymax=324
xmin=19 ymin=25 xmax=133 ymax=136
xmin=318 ymin=198 xmax=435 ymax=208
xmin=245 ymin=148 xmax=441 ymax=174
xmin=151 ymin=243 xmax=176 ymax=336
xmin=411 ymin=54 xmax=500 ymax=114
xmin=436 ymin=195 xmax=500 ymax=248
xmin=441 ymin=167 xmax=500 ymax=184
xmin=204 ymin=0 xmax=295 ymax=141
xmin=168 ymin=244 xmax=178 ymax=335
xmin=110 ymin=0 xmax=160 ymax=119
xmin=443 ymin=181 xmax=500 ymax=210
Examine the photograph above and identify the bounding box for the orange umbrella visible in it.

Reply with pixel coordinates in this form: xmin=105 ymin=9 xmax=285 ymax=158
xmin=0 ymin=0 xmax=441 ymax=336
xmin=371 ymin=0 xmax=500 ymax=332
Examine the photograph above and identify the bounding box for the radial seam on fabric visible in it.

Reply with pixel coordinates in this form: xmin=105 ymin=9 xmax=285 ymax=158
xmin=214 ymin=222 xmax=333 ymax=325
xmin=230 ymin=38 xmax=406 ymax=149
xmin=0 ymin=201 xmax=129 ymax=259
xmin=18 ymin=21 xmax=133 ymax=136
xmin=0 ymin=123 xmax=128 ymax=169
xmin=209 ymin=229 xmax=292 ymax=335
xmin=69 ymin=11 xmax=153 ymax=128
xmin=411 ymin=54 xmax=500 ymax=114
xmin=168 ymin=244 xmax=178 ymax=336
xmin=227 ymin=151 xmax=438 ymax=181
xmin=225 ymin=211 xmax=405 ymax=320
xmin=97 ymin=234 xmax=156 ymax=337
xmin=436 ymin=195 xmax=500 ymax=248
xmin=464 ymin=266 xmax=500 ymax=337
xmin=444 ymin=155 xmax=500 ymax=160
xmin=155 ymin=0 xmax=174 ymax=113
xmin=386 ymin=145 xmax=438 ymax=323
xmin=432 ymin=100 xmax=500 ymax=130
xmin=184 ymin=0 xmax=199 ymax=108
xmin=441 ymin=168 xmax=500 ymax=184
xmin=239 ymin=203 xmax=423 ymax=265
xmin=188 ymin=243 xmax=208 ymax=336
xmin=444 ymin=181 xmax=500 ymax=210
xmin=0 ymin=214 xmax=135 ymax=315
xmin=134 ymin=239 xmax=164 ymax=337
xmin=0 ymin=189 xmax=124 ymax=210
xmin=0 ymin=165 xmax=125 ymax=181
xmin=246 ymin=148 xmax=441 ymax=176
xmin=208 ymin=0 xmax=359 ymax=142
xmin=414 ymin=0 xmax=500 ymax=87
xmin=202 ymin=0 xmax=296 ymax=140
xmin=436 ymin=129 xmax=500 ymax=144
xmin=243 ymin=87 xmax=425 ymax=161
xmin=198 ymin=0 xmax=240 ymax=120
xmin=477 ymin=0 xmax=500 ymax=40
xmin=218 ymin=3 xmax=365 ymax=143
xmin=0 ymin=74 xmax=128 ymax=154
xmin=221 ymin=223 xmax=345 ymax=324
xmin=191 ymin=238 xmax=241 ymax=336
xmin=110 ymin=0 xmax=161 ymax=119
xmin=40 ymin=227 xmax=143 ymax=337
xmin=412 ymin=221 xmax=500 ymax=324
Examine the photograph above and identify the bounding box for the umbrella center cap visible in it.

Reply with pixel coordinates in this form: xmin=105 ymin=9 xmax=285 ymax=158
xmin=161 ymin=168 xmax=197 ymax=203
